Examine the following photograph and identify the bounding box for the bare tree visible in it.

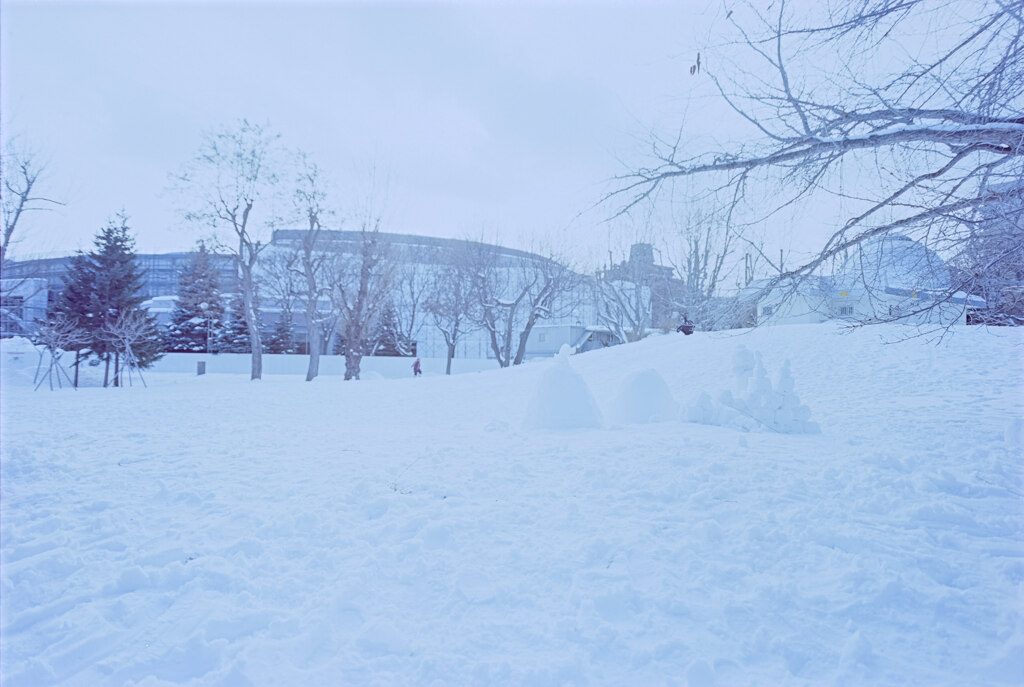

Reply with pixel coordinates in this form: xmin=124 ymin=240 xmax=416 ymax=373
xmin=953 ymin=189 xmax=1024 ymax=324
xmin=613 ymin=0 xmax=1024 ymax=327
xmin=469 ymin=243 xmax=581 ymax=367
xmin=592 ymin=276 xmax=651 ymax=344
xmin=175 ymin=120 xmax=281 ymax=379
xmin=511 ymin=254 xmax=581 ymax=365
xmin=1 ymin=137 xmax=63 ymax=266
xmin=331 ymin=222 xmax=393 ymax=380
xmin=257 ymin=247 xmax=301 ymax=350
xmin=31 ymin=315 xmax=88 ymax=391
xmin=660 ymin=205 xmax=769 ymax=330
xmin=100 ymin=310 xmax=161 ymax=388
xmin=391 ymin=256 xmax=434 ymax=356
xmin=425 ymin=247 xmax=479 ymax=375
xmin=288 ymin=153 xmax=340 ymax=381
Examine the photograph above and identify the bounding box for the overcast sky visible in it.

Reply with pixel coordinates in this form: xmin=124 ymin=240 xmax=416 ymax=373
xmin=1 ymin=0 xmax=758 ymax=268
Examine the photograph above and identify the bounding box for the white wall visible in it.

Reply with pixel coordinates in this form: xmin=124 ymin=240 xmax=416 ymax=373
xmin=759 ymin=293 xmax=830 ymax=326
xmin=150 ymin=353 xmax=498 ymax=378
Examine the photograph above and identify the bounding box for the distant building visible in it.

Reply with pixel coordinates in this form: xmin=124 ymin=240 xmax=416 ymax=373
xmin=2 ymin=252 xmax=236 ymax=303
xmin=745 ymin=234 xmax=985 ymax=326
xmin=0 ymin=278 xmax=49 ymax=338
xmin=523 ymin=323 xmax=619 ymax=359
xmin=599 ymin=243 xmax=679 ymax=326
xmin=3 ymin=232 xmax=599 ymax=359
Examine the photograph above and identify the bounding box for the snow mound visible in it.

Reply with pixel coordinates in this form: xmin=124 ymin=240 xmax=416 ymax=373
xmin=610 ymin=368 xmax=678 ymax=425
xmin=1 ymin=337 xmax=40 ymax=386
xmin=523 ymin=344 xmax=602 ymax=430
xmin=1 ymin=337 xmax=108 ymax=389
xmin=687 ymin=346 xmax=820 ymax=433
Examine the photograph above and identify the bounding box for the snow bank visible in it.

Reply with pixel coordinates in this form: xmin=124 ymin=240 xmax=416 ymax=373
xmin=609 ymin=368 xmax=678 ymax=425
xmin=1 ymin=337 xmax=125 ymax=389
xmin=686 ymin=345 xmax=820 ymax=433
xmin=0 ymin=337 xmax=39 ymax=386
xmin=523 ymin=344 xmax=603 ymax=429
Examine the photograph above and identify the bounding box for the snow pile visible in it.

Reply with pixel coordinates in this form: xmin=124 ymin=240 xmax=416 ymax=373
xmin=609 ymin=368 xmax=678 ymax=425
xmin=687 ymin=345 xmax=820 ymax=433
xmin=0 ymin=337 xmax=40 ymax=386
xmin=523 ymin=344 xmax=602 ymax=429
xmin=1 ymin=337 xmax=115 ymax=389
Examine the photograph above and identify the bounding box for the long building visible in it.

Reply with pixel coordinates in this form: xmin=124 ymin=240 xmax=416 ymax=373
xmin=1 ymin=232 xmax=623 ymax=359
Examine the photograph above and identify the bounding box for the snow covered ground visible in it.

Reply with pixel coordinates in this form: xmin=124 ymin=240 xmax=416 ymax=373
xmin=1 ymin=323 xmax=1022 ymax=686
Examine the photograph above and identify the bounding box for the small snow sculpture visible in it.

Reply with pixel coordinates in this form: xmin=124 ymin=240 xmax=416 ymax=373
xmin=523 ymin=345 xmax=603 ymax=430
xmin=610 ymin=368 xmax=679 ymax=425
xmin=687 ymin=347 xmax=820 ymax=433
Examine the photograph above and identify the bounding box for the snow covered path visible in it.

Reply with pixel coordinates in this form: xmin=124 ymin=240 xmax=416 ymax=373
xmin=2 ymin=324 xmax=1022 ymax=685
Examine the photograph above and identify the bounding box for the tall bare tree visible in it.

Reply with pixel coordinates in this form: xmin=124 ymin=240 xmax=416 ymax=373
xmin=425 ymin=246 xmax=479 ymax=375
xmin=391 ymin=257 xmax=433 ymax=356
xmin=614 ymin=0 xmax=1024 ymax=326
xmin=175 ymin=120 xmax=281 ymax=379
xmin=331 ymin=222 xmax=393 ymax=380
xmin=592 ymin=276 xmax=651 ymax=344
xmin=1 ymin=137 xmax=62 ymax=266
xmin=287 ymin=153 xmax=340 ymax=381
xmin=469 ymin=243 xmax=581 ymax=367
xmin=257 ymin=248 xmax=301 ymax=352
xmin=660 ymin=205 xmax=769 ymax=330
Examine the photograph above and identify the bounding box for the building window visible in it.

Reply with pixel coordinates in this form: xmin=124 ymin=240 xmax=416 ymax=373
xmin=761 ymin=304 xmax=774 ymax=317
xmin=538 ymin=332 xmax=547 ymax=343
xmin=0 ymin=296 xmax=25 ymax=335
xmin=837 ymin=305 xmax=854 ymax=316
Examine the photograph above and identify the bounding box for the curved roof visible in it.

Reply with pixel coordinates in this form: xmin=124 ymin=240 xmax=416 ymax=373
xmin=838 ymin=234 xmax=951 ymax=292
xmin=270 ymin=230 xmax=554 ymax=267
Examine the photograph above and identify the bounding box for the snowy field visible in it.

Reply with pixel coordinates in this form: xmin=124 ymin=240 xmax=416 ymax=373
xmin=1 ymin=323 xmax=1022 ymax=686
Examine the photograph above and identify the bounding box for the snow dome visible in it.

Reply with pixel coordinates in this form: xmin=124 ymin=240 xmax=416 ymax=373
xmin=838 ymin=234 xmax=951 ymax=293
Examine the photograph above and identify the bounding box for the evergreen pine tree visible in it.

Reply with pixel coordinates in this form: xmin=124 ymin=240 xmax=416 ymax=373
xmin=166 ymin=241 xmax=225 ymax=352
xmin=52 ymin=252 xmax=98 ymax=387
xmin=53 ymin=213 xmax=163 ymax=386
xmin=266 ymin=311 xmax=297 ymax=354
xmin=369 ymin=303 xmax=413 ymax=356
xmin=332 ymin=329 xmax=347 ymax=356
xmin=217 ymin=295 xmax=253 ymax=353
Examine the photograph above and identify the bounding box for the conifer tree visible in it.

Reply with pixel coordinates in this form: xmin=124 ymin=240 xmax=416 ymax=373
xmin=52 ymin=252 xmax=97 ymax=387
xmin=54 ymin=213 xmax=162 ymax=386
xmin=266 ymin=311 xmax=297 ymax=354
xmin=166 ymin=242 xmax=225 ymax=352
xmin=217 ymin=295 xmax=254 ymax=353
xmin=368 ymin=302 xmax=413 ymax=357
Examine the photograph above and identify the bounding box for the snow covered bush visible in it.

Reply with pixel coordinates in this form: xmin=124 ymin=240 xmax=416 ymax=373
xmin=609 ymin=368 xmax=678 ymax=425
xmin=523 ymin=345 xmax=602 ymax=430
xmin=686 ymin=345 xmax=820 ymax=433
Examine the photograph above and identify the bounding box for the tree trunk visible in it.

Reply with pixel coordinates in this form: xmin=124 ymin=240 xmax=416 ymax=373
xmin=446 ymin=342 xmax=455 ymax=375
xmin=512 ymin=320 xmax=535 ymax=366
xmin=114 ymin=350 xmax=120 ymax=387
xmin=344 ymin=350 xmax=361 ymax=380
xmin=240 ymin=265 xmax=262 ymax=380
xmin=249 ymin=327 xmax=263 ymax=380
xmin=103 ymin=353 xmax=110 ymax=387
xmin=305 ymin=318 xmax=322 ymax=382
xmin=73 ymin=350 xmax=80 ymax=388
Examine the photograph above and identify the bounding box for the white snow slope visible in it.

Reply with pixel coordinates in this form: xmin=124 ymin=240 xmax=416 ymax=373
xmin=1 ymin=323 xmax=1022 ymax=686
